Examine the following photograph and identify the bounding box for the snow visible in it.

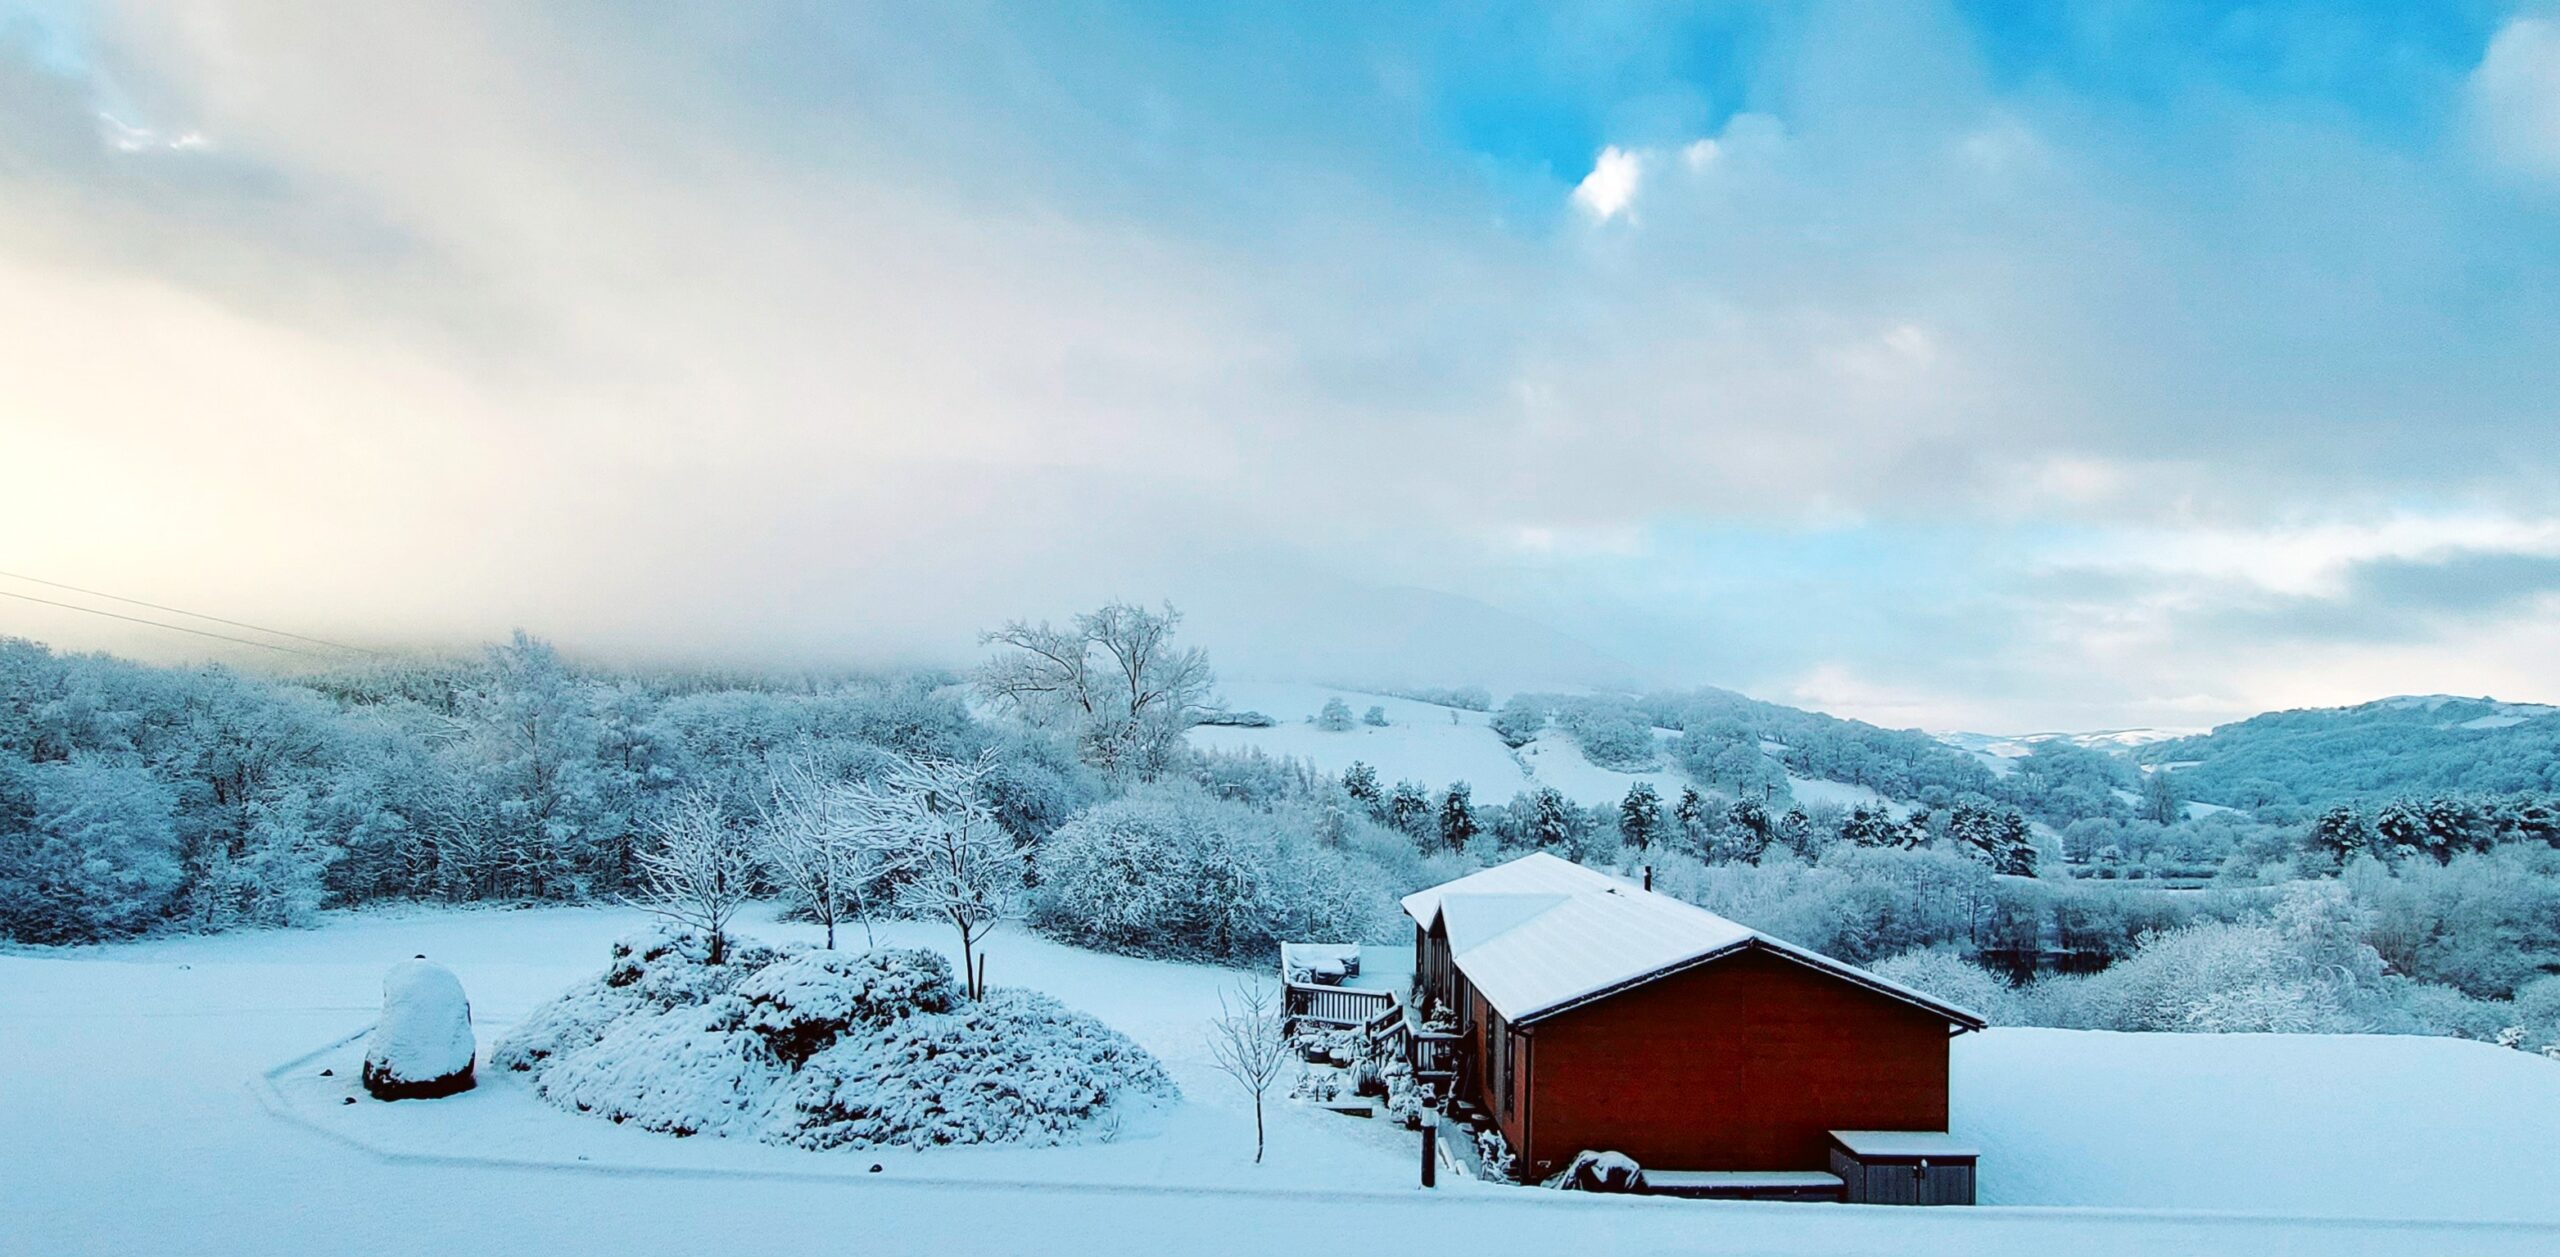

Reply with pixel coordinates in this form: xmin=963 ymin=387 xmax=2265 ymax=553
xmin=1648 ymin=1170 xmax=1846 ymax=1190
xmin=1955 ymin=1028 xmax=2560 ymax=1221
xmin=8 ymin=905 xmax=2560 ymax=1254
xmin=1401 ymin=853 xmax=1975 ymax=1027
xmin=1785 ymin=773 xmax=1897 ymax=815
xmin=361 ymin=959 xmax=475 ymax=1092
xmin=1188 ymin=681 xmax=1683 ymax=807
xmin=1832 ymin=1130 xmax=1979 ymax=1158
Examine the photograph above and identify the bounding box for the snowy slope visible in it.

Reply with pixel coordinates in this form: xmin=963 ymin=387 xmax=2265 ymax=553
xmin=1190 ymin=682 xmax=1688 ymax=807
xmin=1194 ymin=681 xmax=1896 ymax=811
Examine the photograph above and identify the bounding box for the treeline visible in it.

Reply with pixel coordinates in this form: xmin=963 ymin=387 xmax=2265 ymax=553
xmin=0 ymin=634 xmax=1099 ymax=944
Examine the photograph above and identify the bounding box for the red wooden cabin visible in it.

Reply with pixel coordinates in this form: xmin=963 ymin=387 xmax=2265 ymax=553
xmin=1403 ymin=853 xmax=1985 ymax=1187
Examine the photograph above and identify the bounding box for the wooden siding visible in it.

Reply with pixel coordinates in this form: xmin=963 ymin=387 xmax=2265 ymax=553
xmin=1518 ymin=946 xmax=1951 ymax=1178
xmin=1830 ymin=1146 xmax=1976 ymax=1206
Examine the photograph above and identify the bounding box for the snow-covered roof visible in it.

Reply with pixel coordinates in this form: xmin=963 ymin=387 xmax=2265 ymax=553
xmin=1401 ymin=853 xmax=1985 ymax=1029
xmin=1830 ymin=1130 xmax=1980 ymax=1159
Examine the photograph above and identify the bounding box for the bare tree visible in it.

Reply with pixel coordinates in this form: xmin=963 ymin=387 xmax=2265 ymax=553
xmin=628 ymin=790 xmax=757 ymax=964
xmin=755 ymin=759 xmax=893 ymax=951
xmin=847 ymin=753 xmax=1021 ymax=998
xmin=977 ymin=601 xmax=1213 ymax=779
xmin=1206 ymin=980 xmax=1290 ymax=1164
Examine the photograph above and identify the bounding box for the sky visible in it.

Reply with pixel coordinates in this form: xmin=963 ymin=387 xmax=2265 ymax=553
xmin=4 ymin=1 xmax=2560 ymax=733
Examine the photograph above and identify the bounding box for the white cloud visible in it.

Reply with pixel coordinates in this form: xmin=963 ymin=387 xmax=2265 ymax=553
xmin=1570 ymin=145 xmax=1643 ymax=220
xmin=2471 ymin=17 xmax=2560 ymax=181
xmin=1680 ymin=137 xmax=1720 ymax=170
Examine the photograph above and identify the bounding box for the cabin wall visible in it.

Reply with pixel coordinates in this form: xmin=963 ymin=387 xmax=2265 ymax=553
xmin=1518 ymin=948 xmax=1950 ymax=1176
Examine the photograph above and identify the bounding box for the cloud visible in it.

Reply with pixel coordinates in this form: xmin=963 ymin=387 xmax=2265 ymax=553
xmin=2472 ymin=16 xmax=2560 ymax=181
xmin=1569 ymin=144 xmax=1643 ymax=219
xmin=2 ymin=3 xmax=2558 ymax=730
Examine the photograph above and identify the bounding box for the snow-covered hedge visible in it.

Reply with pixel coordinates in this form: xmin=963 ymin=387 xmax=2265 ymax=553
xmin=497 ymin=932 xmax=1175 ymax=1150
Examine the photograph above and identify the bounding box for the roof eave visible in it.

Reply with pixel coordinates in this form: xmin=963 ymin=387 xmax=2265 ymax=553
xmin=1504 ymin=936 xmax=1989 ymax=1031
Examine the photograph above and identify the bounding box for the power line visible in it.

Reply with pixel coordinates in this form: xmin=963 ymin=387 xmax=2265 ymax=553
xmin=0 ymin=568 xmax=378 ymax=655
xmin=0 ymin=588 xmax=329 ymax=658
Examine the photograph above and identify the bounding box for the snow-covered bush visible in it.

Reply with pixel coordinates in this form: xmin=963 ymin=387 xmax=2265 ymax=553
xmin=539 ymin=998 xmax=780 ymax=1137
xmin=491 ymin=925 xmax=778 ymax=1074
xmin=779 ymin=990 xmax=1172 ymax=1150
xmin=506 ymin=935 xmax=1174 ymax=1151
xmin=734 ymin=948 xmax=956 ymax=1066
xmin=363 ymin=960 xmax=476 ymax=1100
xmin=1869 ymin=950 xmax=2017 ymax=1025
xmin=1028 ymin=786 xmax=1397 ymax=963
xmin=1474 ymin=1127 xmax=1517 ymax=1183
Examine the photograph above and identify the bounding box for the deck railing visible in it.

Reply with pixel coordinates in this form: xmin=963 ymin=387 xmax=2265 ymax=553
xmin=1409 ymin=1028 xmax=1458 ymax=1078
xmin=1282 ymin=980 xmax=1397 ymax=1028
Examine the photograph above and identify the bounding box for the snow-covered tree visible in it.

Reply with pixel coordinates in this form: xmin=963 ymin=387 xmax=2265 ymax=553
xmin=1619 ymin=781 xmax=1662 ymax=851
xmin=1361 ymin=705 xmax=1389 ymax=728
xmin=1438 ymin=782 xmax=1479 ymax=854
xmin=1721 ymin=797 xmax=1771 ymax=864
xmin=854 ymin=753 xmax=1022 ymax=998
xmin=755 ymin=759 xmax=894 ymax=950
xmin=1205 ymin=980 xmax=1289 ymax=1164
xmin=976 ymin=601 xmax=1213 ymax=779
xmin=2139 ymin=768 xmax=2183 ymax=826
xmin=1673 ymin=786 xmax=1709 ymax=851
xmin=1340 ymin=761 xmax=1381 ymax=814
xmin=1387 ymin=780 xmax=1432 ymax=842
xmin=630 ymin=790 xmax=757 ymax=964
xmin=1316 ymin=697 xmax=1355 ymax=732
xmin=1530 ymin=786 xmax=1576 ymax=849
xmin=1489 ymin=695 xmax=1545 ymax=748
xmin=2307 ymin=805 xmax=2370 ymax=867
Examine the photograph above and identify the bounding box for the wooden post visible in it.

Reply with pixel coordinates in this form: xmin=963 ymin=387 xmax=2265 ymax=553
xmin=1421 ymin=1122 xmax=1437 ymax=1188
xmin=976 ymin=953 xmax=987 ymax=1000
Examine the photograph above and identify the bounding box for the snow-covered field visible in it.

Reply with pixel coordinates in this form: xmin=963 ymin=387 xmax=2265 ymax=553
xmin=1191 ymin=681 xmax=1718 ymax=809
xmin=6 ymin=906 xmax=2559 ymax=1256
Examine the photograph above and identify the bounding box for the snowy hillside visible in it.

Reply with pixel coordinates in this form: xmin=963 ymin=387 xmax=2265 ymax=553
xmin=1190 ymin=682 xmax=1690 ymax=808
xmin=2132 ymin=693 xmax=2560 ymax=806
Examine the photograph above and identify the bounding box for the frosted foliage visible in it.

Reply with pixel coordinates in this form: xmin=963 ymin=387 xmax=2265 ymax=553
xmin=1869 ymin=951 xmax=2016 ymax=1025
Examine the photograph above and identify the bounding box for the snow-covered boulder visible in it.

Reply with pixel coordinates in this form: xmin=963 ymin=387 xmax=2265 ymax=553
xmin=362 ymin=959 xmax=477 ymax=1101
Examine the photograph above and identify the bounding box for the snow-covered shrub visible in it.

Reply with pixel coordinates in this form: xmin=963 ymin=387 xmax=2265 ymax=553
xmin=538 ymin=998 xmax=782 ymax=1138
xmin=734 ymin=948 xmax=956 ymax=1066
xmin=776 ymin=991 xmax=1174 ymax=1150
xmin=362 ymin=960 xmax=476 ymax=1100
xmin=1870 ymin=950 xmax=2017 ymax=1025
xmin=1029 ymin=787 xmax=1397 ymax=963
xmin=492 ymin=926 xmax=778 ymax=1074
xmin=2514 ymin=974 xmax=2560 ymax=1046
xmin=507 ymin=936 xmax=1173 ymax=1152
xmin=2024 ymin=920 xmax=2361 ymax=1033
xmin=1474 ymin=1126 xmax=1517 ymax=1183
xmin=1290 ymin=1066 xmax=1347 ymax=1103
